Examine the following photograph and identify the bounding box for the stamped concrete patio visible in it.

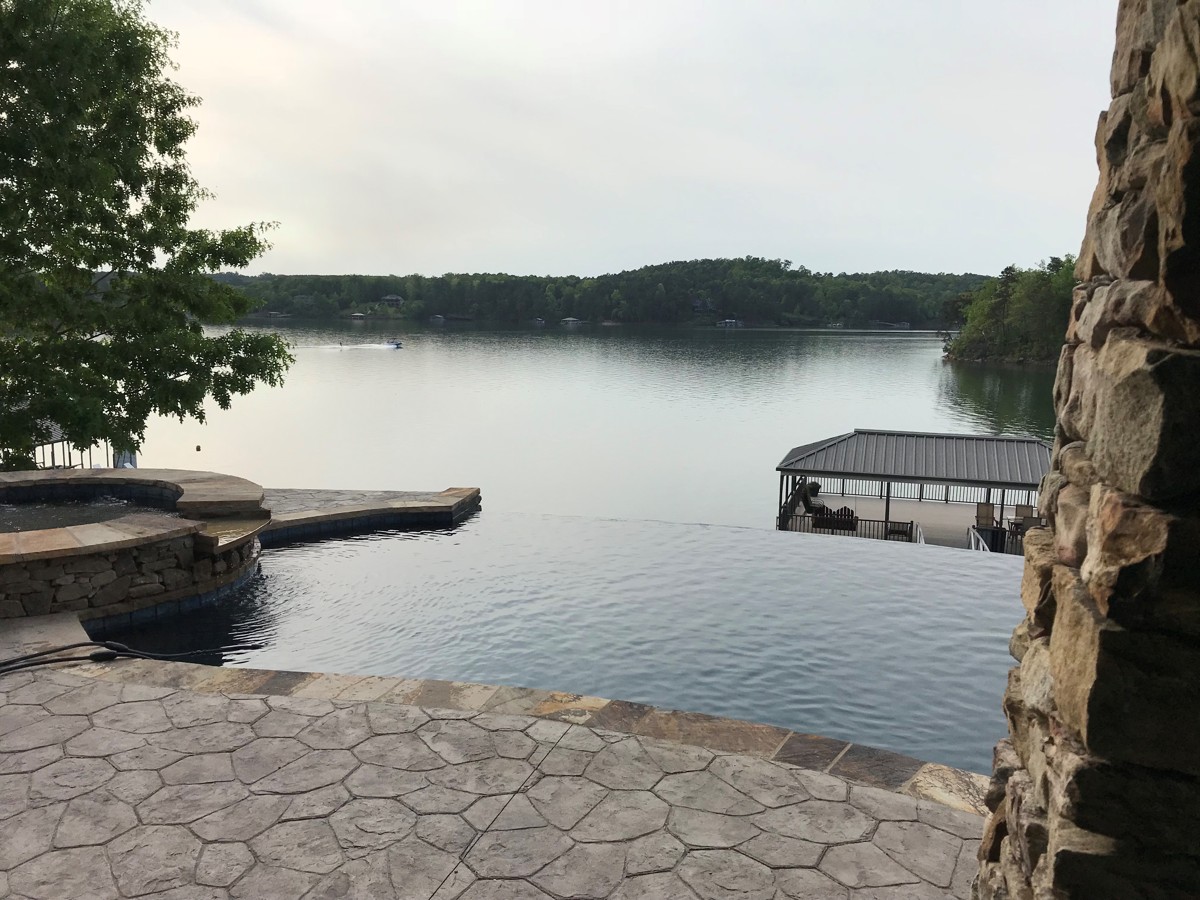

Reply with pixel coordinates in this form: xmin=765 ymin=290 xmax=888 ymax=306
xmin=0 ymin=663 xmax=981 ymax=900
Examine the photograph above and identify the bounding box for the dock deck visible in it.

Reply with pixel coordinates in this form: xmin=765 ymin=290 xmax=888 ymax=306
xmin=781 ymin=497 xmax=984 ymax=549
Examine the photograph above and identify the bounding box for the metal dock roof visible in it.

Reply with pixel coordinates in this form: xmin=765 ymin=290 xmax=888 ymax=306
xmin=777 ymin=429 xmax=1052 ymax=490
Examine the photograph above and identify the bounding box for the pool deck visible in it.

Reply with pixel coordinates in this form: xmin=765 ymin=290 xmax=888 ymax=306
xmin=1 ymin=615 xmax=984 ymax=900
xmin=1 ymin=481 xmax=988 ymax=898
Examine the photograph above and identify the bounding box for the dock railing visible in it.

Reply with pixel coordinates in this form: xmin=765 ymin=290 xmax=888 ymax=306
xmin=777 ymin=485 xmax=805 ymax=530
xmin=778 ymin=481 xmax=926 ymax=545
xmin=967 ymin=525 xmax=1024 ymax=555
xmin=780 ymin=511 xmax=923 ymax=543
xmin=967 ymin=526 xmax=992 ymax=552
xmin=823 ymin=478 xmax=1038 ymax=508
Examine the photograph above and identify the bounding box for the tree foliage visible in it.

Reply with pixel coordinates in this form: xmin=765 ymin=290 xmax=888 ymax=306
xmin=944 ymin=257 xmax=1075 ymax=363
xmin=0 ymin=0 xmax=291 ymax=466
xmin=226 ymin=258 xmax=990 ymax=328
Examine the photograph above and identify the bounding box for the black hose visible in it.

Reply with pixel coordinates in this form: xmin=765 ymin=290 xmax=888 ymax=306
xmin=0 ymin=641 xmax=105 ymax=667
xmin=0 ymin=640 xmax=266 ymax=678
xmin=0 ymin=650 xmax=119 ymax=675
xmin=97 ymin=640 xmax=265 ymax=659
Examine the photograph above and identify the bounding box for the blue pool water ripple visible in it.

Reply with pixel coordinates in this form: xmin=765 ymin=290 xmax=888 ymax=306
xmin=113 ymin=511 xmax=1023 ymax=772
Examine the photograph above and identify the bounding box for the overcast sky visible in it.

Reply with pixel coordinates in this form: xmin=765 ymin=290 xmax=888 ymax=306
xmin=150 ymin=1 xmax=1117 ymax=278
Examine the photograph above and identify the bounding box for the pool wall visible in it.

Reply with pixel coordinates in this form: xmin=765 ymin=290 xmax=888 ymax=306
xmin=0 ymin=515 xmax=261 ymax=620
xmin=0 ymin=468 xmax=270 ymax=621
xmin=0 ymin=471 xmax=482 ymax=623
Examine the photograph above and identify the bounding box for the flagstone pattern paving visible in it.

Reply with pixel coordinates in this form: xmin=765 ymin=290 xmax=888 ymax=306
xmin=0 ymin=667 xmax=982 ymax=899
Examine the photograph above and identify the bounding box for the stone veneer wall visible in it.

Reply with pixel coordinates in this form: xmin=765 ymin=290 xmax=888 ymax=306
xmin=976 ymin=2 xmax=1200 ymax=898
xmin=0 ymin=535 xmax=259 ymax=620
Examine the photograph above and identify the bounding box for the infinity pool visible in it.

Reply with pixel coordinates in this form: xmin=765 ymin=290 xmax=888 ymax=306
xmin=108 ymin=512 xmax=1022 ymax=772
xmin=0 ymin=498 xmax=170 ymax=532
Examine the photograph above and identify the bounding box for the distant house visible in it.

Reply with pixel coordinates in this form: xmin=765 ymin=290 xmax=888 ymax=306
xmin=380 ymin=294 xmax=406 ymax=308
xmin=348 ymin=312 xmax=366 ymax=320
xmin=19 ymin=419 xmax=118 ymax=470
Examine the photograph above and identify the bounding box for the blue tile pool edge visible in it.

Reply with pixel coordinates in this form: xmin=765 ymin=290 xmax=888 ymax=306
xmin=82 ymin=563 xmax=259 ymax=639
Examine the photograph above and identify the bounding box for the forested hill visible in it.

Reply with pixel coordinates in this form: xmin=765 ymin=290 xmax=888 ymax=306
xmin=216 ymin=258 xmax=989 ymax=327
xmin=943 ymin=256 xmax=1075 ymax=363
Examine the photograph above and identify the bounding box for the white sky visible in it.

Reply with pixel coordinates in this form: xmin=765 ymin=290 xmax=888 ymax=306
xmin=150 ymin=0 xmax=1117 ymax=277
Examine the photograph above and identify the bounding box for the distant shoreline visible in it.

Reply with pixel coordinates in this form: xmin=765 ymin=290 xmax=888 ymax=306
xmin=237 ymin=315 xmax=955 ymax=336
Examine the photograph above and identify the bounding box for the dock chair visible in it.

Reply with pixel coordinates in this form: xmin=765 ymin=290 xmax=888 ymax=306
xmin=803 ymin=483 xmax=858 ymax=532
xmin=976 ymin=502 xmax=996 ymax=527
xmin=816 ymin=506 xmax=858 ymax=531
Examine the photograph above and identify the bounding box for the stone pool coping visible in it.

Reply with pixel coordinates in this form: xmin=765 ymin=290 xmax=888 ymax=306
xmin=260 ymin=487 xmax=482 ymax=544
xmin=0 ymin=467 xmax=268 ymax=518
xmin=0 ymin=513 xmax=201 ymax=564
xmin=5 ymin=614 xmax=988 ymax=817
xmin=0 ymin=472 xmax=483 ymax=545
xmin=0 ymin=481 xmax=480 ymax=564
xmin=1 ymin=473 xmax=481 ymax=623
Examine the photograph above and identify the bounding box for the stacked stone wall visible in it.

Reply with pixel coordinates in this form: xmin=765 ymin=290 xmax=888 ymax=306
xmin=977 ymin=2 xmax=1200 ymax=897
xmin=0 ymin=536 xmax=259 ymax=620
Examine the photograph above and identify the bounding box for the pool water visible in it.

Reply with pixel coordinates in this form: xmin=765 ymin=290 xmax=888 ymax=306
xmin=0 ymin=498 xmax=171 ymax=532
xmin=109 ymin=511 xmax=1022 ymax=772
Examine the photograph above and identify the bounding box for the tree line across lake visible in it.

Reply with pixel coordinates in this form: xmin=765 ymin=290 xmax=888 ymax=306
xmin=218 ymin=258 xmax=986 ymax=329
xmin=218 ymin=254 xmax=1076 ymax=362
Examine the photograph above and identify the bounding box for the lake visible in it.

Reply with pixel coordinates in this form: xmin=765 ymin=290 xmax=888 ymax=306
xmin=129 ymin=324 xmax=1052 ymax=771
xmin=144 ymin=324 xmax=1056 ymax=528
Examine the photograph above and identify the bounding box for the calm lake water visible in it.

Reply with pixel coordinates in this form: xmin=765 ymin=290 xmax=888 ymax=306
xmin=127 ymin=324 xmax=1054 ymax=771
xmin=144 ymin=324 xmax=1056 ymax=528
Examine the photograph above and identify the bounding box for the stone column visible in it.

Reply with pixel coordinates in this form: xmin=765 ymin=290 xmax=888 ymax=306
xmin=976 ymin=2 xmax=1200 ymax=898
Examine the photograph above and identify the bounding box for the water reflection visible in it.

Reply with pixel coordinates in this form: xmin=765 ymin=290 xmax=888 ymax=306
xmin=146 ymin=324 xmax=1058 ymax=528
xmin=937 ymin=361 xmax=1056 ymax=441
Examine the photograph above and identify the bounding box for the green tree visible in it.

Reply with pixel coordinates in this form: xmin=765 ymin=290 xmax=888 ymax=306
xmin=946 ymin=257 xmax=1074 ymax=362
xmin=0 ymin=0 xmax=292 ymax=467
xmin=234 ymin=262 xmax=991 ymax=328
